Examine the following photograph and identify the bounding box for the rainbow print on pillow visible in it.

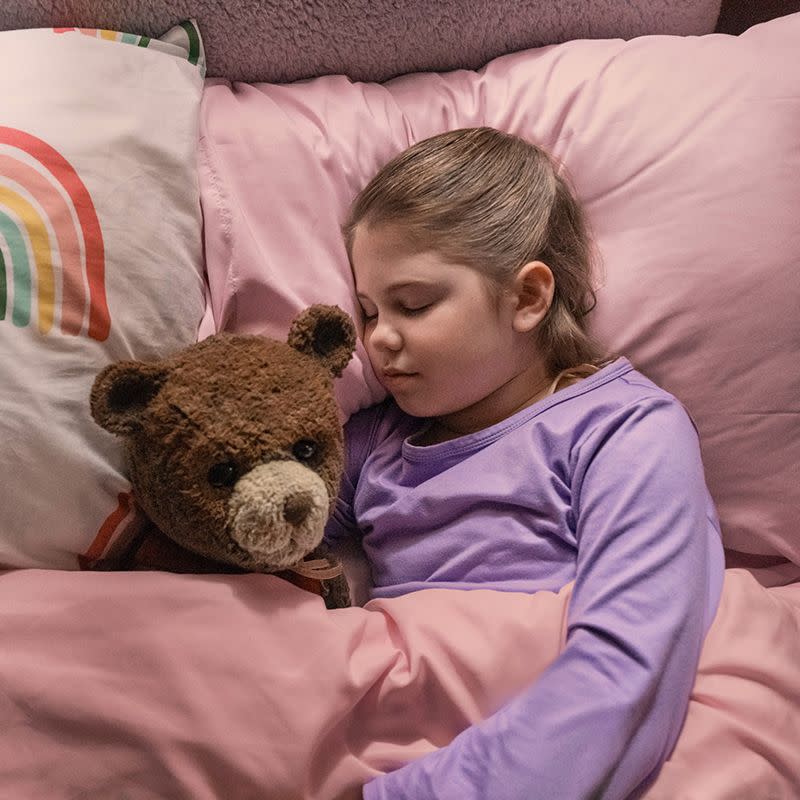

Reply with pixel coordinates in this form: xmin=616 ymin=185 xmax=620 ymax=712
xmin=0 ymin=20 xmax=206 ymax=570
xmin=0 ymin=19 xmax=204 ymax=345
xmin=0 ymin=125 xmax=109 ymax=340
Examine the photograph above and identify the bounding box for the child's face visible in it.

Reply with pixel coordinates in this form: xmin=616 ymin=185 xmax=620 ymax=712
xmin=351 ymin=223 xmax=541 ymax=428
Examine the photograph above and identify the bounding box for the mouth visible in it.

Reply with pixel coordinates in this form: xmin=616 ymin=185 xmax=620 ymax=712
xmin=382 ymin=367 xmax=417 ymax=378
xmin=381 ymin=369 xmax=419 ymax=387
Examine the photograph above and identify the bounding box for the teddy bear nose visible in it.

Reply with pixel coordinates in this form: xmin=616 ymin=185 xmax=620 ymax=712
xmin=283 ymin=491 xmax=314 ymax=526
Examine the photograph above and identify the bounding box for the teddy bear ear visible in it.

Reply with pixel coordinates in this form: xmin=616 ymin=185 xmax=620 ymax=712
xmin=286 ymin=304 xmax=357 ymax=378
xmin=90 ymin=360 xmax=170 ymax=436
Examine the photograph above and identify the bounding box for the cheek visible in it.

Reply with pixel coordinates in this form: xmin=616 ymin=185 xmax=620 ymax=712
xmin=417 ymin=321 xmax=465 ymax=361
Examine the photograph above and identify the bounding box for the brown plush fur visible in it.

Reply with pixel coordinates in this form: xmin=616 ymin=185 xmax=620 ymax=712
xmin=90 ymin=305 xmax=356 ymax=608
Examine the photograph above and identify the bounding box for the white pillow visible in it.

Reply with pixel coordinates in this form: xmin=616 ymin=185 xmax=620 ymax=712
xmin=0 ymin=22 xmax=206 ymax=568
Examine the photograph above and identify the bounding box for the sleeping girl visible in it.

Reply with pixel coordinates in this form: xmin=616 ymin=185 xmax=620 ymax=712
xmin=325 ymin=126 xmax=725 ymax=800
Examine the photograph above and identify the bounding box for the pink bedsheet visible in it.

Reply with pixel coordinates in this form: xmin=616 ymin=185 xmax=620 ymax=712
xmin=1 ymin=568 xmax=798 ymax=799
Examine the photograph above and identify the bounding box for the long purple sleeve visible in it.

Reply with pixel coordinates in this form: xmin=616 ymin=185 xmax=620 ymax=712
xmin=326 ymin=359 xmax=724 ymax=800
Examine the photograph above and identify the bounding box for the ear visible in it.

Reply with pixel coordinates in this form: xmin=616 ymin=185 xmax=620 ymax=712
xmin=511 ymin=261 xmax=555 ymax=333
xmin=90 ymin=360 xmax=170 ymax=436
xmin=286 ymin=304 xmax=357 ymax=377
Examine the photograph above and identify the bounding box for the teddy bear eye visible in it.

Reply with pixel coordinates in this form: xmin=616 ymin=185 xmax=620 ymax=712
xmin=292 ymin=439 xmax=319 ymax=463
xmin=207 ymin=461 xmax=239 ymax=488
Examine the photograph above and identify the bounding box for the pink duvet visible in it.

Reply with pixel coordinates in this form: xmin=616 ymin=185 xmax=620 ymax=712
xmin=1 ymin=567 xmax=798 ymax=799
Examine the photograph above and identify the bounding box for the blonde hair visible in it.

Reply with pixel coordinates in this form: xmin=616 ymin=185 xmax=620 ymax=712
xmin=341 ymin=127 xmax=607 ymax=376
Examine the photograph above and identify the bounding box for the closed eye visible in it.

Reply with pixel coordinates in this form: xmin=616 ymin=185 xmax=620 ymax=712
xmin=400 ymin=302 xmax=433 ymax=317
xmin=357 ymin=300 xmax=378 ymax=323
xmin=359 ymin=300 xmax=435 ymax=322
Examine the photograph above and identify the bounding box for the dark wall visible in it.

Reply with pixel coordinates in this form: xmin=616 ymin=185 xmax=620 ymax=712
xmin=716 ymin=0 xmax=800 ymax=33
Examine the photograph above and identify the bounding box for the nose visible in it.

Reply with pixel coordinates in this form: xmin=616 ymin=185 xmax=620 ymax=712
xmin=283 ymin=491 xmax=313 ymax=526
xmin=368 ymin=316 xmax=403 ymax=352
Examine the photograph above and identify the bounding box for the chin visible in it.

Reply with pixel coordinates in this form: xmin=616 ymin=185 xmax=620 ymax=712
xmin=390 ymin=395 xmax=430 ymax=419
xmin=391 ymin=394 xmax=449 ymax=421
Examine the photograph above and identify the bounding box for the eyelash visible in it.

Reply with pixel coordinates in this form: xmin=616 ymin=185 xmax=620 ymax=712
xmin=361 ymin=303 xmax=432 ymax=323
xmin=401 ymin=303 xmax=432 ymax=317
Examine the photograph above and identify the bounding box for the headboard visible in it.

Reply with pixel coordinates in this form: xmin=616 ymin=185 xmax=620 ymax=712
xmin=0 ymin=0 xmax=769 ymax=83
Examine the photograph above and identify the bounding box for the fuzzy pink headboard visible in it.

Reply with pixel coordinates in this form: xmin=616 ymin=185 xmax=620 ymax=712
xmin=0 ymin=0 xmax=724 ymax=82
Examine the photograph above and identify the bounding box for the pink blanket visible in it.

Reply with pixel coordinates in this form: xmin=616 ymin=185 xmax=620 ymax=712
xmin=1 ymin=568 xmax=798 ymax=799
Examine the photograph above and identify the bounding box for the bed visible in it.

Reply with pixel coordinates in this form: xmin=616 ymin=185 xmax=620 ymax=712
xmin=0 ymin=1 xmax=799 ymax=798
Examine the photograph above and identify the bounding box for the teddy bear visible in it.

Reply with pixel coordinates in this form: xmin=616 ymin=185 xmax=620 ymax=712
xmin=89 ymin=304 xmax=356 ymax=609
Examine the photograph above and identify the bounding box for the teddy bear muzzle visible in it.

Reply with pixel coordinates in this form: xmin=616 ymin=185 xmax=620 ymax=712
xmin=226 ymin=460 xmax=330 ymax=570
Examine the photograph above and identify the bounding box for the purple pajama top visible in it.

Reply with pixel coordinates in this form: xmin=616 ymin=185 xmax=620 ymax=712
xmin=325 ymin=357 xmax=725 ymax=800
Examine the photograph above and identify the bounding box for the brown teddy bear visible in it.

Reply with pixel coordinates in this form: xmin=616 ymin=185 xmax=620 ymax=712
xmin=90 ymin=305 xmax=356 ymax=609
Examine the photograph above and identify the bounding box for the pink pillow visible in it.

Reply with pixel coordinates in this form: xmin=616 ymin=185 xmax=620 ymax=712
xmin=198 ymin=14 xmax=800 ymax=566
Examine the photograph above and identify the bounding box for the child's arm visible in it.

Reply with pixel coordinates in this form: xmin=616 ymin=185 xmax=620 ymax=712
xmin=324 ymin=403 xmax=385 ymax=546
xmin=362 ymin=395 xmax=725 ymax=800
